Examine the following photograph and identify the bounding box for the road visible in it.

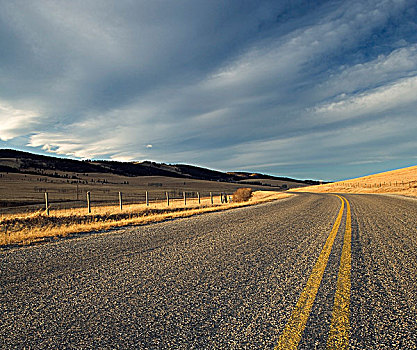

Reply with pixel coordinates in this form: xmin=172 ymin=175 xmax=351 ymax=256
xmin=1 ymin=193 xmax=417 ymax=349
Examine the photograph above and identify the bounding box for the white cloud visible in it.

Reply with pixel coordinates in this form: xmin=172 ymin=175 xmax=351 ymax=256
xmin=316 ymin=44 xmax=417 ymax=99
xmin=26 ymin=109 xmax=156 ymax=160
xmin=312 ymin=75 xmax=417 ymax=121
xmin=203 ymin=0 xmax=409 ymax=93
xmin=0 ymin=101 xmax=40 ymax=141
xmin=28 ymin=133 xmax=127 ymax=160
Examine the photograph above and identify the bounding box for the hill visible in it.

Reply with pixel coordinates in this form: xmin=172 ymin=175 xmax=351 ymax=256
xmin=294 ymin=165 xmax=417 ymax=197
xmin=0 ymin=149 xmax=317 ymax=185
xmin=0 ymin=148 xmax=315 ymax=213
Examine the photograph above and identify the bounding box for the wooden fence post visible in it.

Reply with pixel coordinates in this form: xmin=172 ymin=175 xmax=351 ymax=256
xmin=166 ymin=192 xmax=169 ymax=206
xmin=197 ymin=192 xmax=200 ymax=204
xmin=119 ymin=192 xmax=123 ymax=211
xmin=87 ymin=191 xmax=91 ymax=213
xmin=146 ymin=191 xmax=149 ymax=206
xmin=45 ymin=192 xmax=49 ymax=216
xmin=183 ymin=191 xmax=186 ymax=205
xmin=210 ymin=192 xmax=213 ymax=205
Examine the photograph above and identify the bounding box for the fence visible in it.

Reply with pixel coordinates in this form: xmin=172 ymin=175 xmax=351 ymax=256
xmin=3 ymin=189 xmax=234 ymax=216
xmin=326 ymin=180 xmax=417 ymax=188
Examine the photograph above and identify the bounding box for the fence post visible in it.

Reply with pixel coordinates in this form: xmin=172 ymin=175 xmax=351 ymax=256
xmin=146 ymin=191 xmax=149 ymax=206
xmin=197 ymin=192 xmax=200 ymax=204
xmin=166 ymin=191 xmax=169 ymax=206
xmin=45 ymin=192 xmax=49 ymax=216
xmin=119 ymin=192 xmax=123 ymax=211
xmin=210 ymin=192 xmax=213 ymax=205
xmin=87 ymin=191 xmax=91 ymax=213
xmin=183 ymin=191 xmax=186 ymax=205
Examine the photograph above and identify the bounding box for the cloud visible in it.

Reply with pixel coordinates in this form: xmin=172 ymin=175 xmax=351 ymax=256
xmin=316 ymin=44 xmax=417 ymax=98
xmin=0 ymin=0 xmax=417 ymax=179
xmin=311 ymin=75 xmax=417 ymax=121
xmin=27 ymin=125 xmax=147 ymax=160
xmin=0 ymin=101 xmax=40 ymax=141
xmin=209 ymin=112 xmax=417 ymax=180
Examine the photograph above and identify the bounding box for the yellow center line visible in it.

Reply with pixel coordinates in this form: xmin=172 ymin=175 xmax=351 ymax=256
xmin=326 ymin=196 xmax=351 ymax=349
xmin=275 ymin=195 xmax=345 ymax=350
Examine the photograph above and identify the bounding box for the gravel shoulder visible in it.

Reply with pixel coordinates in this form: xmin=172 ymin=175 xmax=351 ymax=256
xmin=346 ymin=193 xmax=417 ymax=349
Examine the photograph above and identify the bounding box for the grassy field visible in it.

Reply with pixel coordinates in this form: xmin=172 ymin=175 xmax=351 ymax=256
xmin=294 ymin=165 xmax=417 ymax=197
xmin=236 ymin=178 xmax=304 ymax=189
xmin=0 ymin=166 xmax=303 ymax=246
xmin=0 ymin=191 xmax=292 ymax=247
xmin=0 ymin=170 xmax=305 ymax=214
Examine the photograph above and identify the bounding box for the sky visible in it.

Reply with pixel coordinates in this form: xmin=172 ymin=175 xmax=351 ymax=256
xmin=1 ymin=0 xmax=417 ymax=181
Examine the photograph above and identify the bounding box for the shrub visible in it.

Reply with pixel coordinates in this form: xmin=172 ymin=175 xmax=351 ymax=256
xmin=232 ymin=188 xmax=253 ymax=202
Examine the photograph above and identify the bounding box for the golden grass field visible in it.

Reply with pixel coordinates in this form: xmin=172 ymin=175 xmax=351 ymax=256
xmin=0 ymin=167 xmax=301 ymax=246
xmin=0 ymin=191 xmax=292 ymax=247
xmin=0 ymin=171 xmax=303 ymax=214
xmin=294 ymin=165 xmax=417 ymax=197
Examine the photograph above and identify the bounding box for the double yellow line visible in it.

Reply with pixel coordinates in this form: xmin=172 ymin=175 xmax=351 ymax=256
xmin=275 ymin=195 xmax=352 ymax=350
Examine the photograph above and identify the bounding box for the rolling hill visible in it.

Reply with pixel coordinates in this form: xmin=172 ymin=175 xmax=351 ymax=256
xmin=0 ymin=148 xmax=317 ymax=212
xmin=0 ymin=149 xmax=318 ymax=185
xmin=294 ymin=165 xmax=417 ymax=197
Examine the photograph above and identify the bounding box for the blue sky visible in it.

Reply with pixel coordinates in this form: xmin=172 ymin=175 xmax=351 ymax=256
xmin=0 ymin=0 xmax=416 ymax=180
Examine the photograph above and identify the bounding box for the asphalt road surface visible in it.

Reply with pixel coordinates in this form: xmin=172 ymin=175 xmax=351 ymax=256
xmin=1 ymin=193 xmax=417 ymax=349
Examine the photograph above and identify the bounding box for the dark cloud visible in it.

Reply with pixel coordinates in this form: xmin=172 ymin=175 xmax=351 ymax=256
xmin=1 ymin=0 xmax=416 ymax=180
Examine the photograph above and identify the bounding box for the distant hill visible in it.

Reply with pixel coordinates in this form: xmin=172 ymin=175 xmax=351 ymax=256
xmin=0 ymin=149 xmax=319 ymax=185
xmin=227 ymin=171 xmax=321 ymax=186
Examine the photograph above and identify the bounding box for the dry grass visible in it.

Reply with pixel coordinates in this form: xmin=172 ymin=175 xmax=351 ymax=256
xmin=0 ymin=171 xmax=303 ymax=214
xmin=232 ymin=188 xmax=253 ymax=202
xmin=0 ymin=191 xmax=292 ymax=247
xmin=251 ymin=191 xmax=291 ymax=201
xmin=238 ymin=178 xmax=307 ymax=189
xmin=294 ymin=165 xmax=417 ymax=197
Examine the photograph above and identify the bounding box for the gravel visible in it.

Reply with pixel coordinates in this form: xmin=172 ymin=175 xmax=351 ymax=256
xmin=347 ymin=194 xmax=417 ymax=349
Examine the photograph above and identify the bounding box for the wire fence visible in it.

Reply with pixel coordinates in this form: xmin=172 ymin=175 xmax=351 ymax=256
xmin=327 ymin=180 xmax=417 ymax=188
xmin=0 ymin=187 xmax=235 ymax=216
